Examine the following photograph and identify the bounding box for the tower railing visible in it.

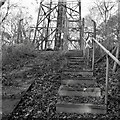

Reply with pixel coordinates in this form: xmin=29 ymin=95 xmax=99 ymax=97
xmin=83 ymin=20 xmax=120 ymax=111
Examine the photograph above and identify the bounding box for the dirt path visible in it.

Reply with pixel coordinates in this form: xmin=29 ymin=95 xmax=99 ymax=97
xmin=2 ymin=51 xmax=65 ymax=119
xmin=2 ymin=63 xmax=35 ymax=118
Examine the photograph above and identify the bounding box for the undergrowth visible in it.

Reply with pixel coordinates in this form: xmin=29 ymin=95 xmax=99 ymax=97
xmin=2 ymin=43 xmax=36 ymax=70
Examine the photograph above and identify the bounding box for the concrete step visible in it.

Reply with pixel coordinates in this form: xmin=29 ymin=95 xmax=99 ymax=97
xmin=66 ymin=50 xmax=83 ymax=53
xmin=67 ymin=60 xmax=85 ymax=64
xmin=61 ymin=79 xmax=96 ymax=86
xmin=62 ymin=70 xmax=93 ymax=76
xmin=63 ymin=68 xmax=91 ymax=72
xmin=58 ymin=96 xmax=104 ymax=104
xmin=67 ymin=57 xmax=85 ymax=62
xmin=66 ymin=64 xmax=90 ymax=70
xmin=66 ymin=64 xmax=89 ymax=67
xmin=56 ymin=102 xmax=106 ymax=114
xmin=67 ymin=56 xmax=84 ymax=59
xmin=65 ymin=50 xmax=83 ymax=57
xmin=64 ymin=68 xmax=83 ymax=72
xmin=61 ymin=74 xmax=94 ymax=80
xmin=67 ymin=61 xmax=85 ymax=65
xmin=58 ymin=85 xmax=101 ymax=97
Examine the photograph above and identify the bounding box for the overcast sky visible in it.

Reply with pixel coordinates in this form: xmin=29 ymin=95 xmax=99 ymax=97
xmin=17 ymin=0 xmax=96 ymax=23
xmin=19 ymin=0 xmax=96 ymax=17
xmin=10 ymin=0 xmax=117 ymax=24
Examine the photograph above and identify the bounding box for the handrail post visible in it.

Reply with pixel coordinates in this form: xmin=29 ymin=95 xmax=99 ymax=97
xmin=105 ymin=54 xmax=109 ymax=112
xmin=87 ymin=47 xmax=89 ymax=66
xmin=92 ymin=20 xmax=96 ymax=71
xmin=82 ymin=18 xmax=85 ymax=56
xmin=92 ymin=41 xmax=95 ymax=70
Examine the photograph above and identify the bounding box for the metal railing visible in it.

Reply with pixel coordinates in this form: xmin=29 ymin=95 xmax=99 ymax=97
xmin=92 ymin=37 xmax=120 ymax=107
xmin=83 ymin=20 xmax=120 ymax=111
xmin=84 ymin=35 xmax=120 ymax=112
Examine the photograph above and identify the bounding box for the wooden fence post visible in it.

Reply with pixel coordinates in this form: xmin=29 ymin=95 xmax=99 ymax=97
xmin=105 ymin=54 xmax=109 ymax=111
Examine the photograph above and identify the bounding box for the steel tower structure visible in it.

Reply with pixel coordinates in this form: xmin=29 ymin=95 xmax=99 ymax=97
xmin=32 ymin=0 xmax=83 ymax=50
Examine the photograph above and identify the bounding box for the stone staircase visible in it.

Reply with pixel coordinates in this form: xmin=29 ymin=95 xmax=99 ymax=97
xmin=56 ymin=50 xmax=106 ymax=114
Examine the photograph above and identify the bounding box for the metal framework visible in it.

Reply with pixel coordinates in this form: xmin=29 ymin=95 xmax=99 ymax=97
xmin=32 ymin=0 xmax=83 ymax=50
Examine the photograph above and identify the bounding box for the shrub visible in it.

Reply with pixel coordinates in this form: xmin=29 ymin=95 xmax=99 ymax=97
xmin=2 ymin=42 xmax=36 ymax=66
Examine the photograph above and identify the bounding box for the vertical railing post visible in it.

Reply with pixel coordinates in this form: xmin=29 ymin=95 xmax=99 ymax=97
xmin=78 ymin=0 xmax=82 ymax=49
xmin=82 ymin=18 xmax=85 ymax=56
xmin=86 ymin=47 xmax=89 ymax=66
xmin=92 ymin=40 xmax=95 ymax=70
xmin=92 ymin=20 xmax=96 ymax=71
xmin=105 ymin=54 xmax=109 ymax=111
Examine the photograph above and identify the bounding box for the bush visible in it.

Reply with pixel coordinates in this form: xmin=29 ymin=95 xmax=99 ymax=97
xmin=2 ymin=42 xmax=36 ymax=66
xmin=32 ymin=51 xmax=67 ymax=75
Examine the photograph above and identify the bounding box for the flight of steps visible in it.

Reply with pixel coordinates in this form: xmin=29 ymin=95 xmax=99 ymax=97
xmin=56 ymin=50 xmax=106 ymax=114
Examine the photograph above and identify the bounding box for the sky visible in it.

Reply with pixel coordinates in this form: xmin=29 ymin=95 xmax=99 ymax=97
xmin=20 ymin=0 xmax=96 ymax=24
xmin=10 ymin=0 xmax=96 ymax=20
xmin=10 ymin=0 xmax=117 ymax=24
xmin=19 ymin=0 xmax=95 ymax=17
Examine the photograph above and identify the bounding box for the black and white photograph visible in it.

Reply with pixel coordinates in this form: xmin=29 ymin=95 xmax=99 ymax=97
xmin=1 ymin=0 xmax=120 ymax=119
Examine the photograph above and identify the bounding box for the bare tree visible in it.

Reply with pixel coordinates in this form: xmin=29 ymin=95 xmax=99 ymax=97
xmin=0 ymin=0 xmax=19 ymax=25
xmin=89 ymin=0 xmax=116 ymax=48
xmin=1 ymin=2 xmax=33 ymax=45
xmin=0 ymin=0 xmax=6 ymax=8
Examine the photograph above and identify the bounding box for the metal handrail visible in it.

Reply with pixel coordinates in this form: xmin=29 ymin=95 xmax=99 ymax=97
xmin=92 ymin=37 xmax=120 ymax=66
xmin=82 ymin=19 xmax=120 ymax=113
xmin=83 ymin=34 xmax=120 ymax=111
xmin=90 ymin=37 xmax=120 ymax=111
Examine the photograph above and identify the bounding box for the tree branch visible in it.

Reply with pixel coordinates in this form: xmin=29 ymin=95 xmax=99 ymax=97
xmin=0 ymin=1 xmax=10 ymax=25
xmin=0 ymin=0 xmax=6 ymax=8
xmin=94 ymin=2 xmax=104 ymax=20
